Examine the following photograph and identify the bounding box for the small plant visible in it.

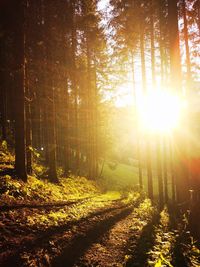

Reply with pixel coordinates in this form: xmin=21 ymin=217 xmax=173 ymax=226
xmin=2 ymin=140 xmax=8 ymax=151
xmin=28 ymin=146 xmax=40 ymax=159
xmin=0 ymin=140 xmax=14 ymax=164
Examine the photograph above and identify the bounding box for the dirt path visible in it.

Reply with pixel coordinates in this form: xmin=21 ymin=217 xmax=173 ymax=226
xmin=52 ymin=204 xmax=135 ymax=267
xmin=1 ymin=197 xmax=198 ymax=267
xmin=73 ymin=208 xmax=145 ymax=267
xmin=71 ymin=199 xmax=156 ymax=267
xmin=0 ymin=196 xmax=140 ymax=267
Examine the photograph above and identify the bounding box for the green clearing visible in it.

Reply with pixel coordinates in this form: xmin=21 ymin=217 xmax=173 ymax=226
xmin=101 ymin=162 xmax=172 ymax=198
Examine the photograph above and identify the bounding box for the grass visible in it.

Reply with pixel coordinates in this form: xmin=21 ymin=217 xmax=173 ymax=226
xmin=102 ymin=162 xmax=140 ymax=189
xmin=101 ymin=161 xmax=173 ymax=198
xmin=26 ymin=191 xmax=132 ymax=228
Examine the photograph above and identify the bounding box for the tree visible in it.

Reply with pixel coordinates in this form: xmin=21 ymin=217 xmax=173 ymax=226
xmin=168 ymin=0 xmax=189 ymax=202
xmin=13 ymin=0 xmax=27 ymax=181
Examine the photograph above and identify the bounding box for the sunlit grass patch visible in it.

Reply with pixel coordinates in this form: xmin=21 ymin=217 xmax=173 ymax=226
xmin=26 ymin=191 xmax=131 ymax=228
xmin=102 ymin=162 xmax=140 ymax=191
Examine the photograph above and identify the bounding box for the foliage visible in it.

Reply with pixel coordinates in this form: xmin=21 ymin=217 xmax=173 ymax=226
xmin=177 ymin=211 xmax=200 ymax=267
xmin=0 ymin=175 xmax=23 ymax=198
xmin=28 ymin=146 xmax=40 ymax=159
xmin=123 ymin=198 xmax=156 ymax=265
xmin=0 ymin=140 xmax=14 ymax=165
xmin=133 ymin=199 xmax=155 ymax=221
xmin=147 ymin=207 xmax=175 ymax=267
xmin=0 ymin=174 xmax=100 ymax=205
xmin=32 ymin=162 xmax=47 ymax=178
xmin=2 ymin=140 xmax=8 ymax=151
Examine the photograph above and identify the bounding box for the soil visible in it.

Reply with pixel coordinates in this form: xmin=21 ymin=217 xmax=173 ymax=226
xmin=0 ymin=197 xmax=140 ymax=267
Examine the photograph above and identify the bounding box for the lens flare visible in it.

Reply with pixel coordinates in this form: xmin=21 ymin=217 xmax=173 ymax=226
xmin=138 ymin=90 xmax=181 ymax=133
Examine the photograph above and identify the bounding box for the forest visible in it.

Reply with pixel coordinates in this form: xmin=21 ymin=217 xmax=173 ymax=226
xmin=0 ymin=0 xmax=200 ymax=266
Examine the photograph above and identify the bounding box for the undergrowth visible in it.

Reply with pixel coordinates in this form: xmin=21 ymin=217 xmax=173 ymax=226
xmin=0 ymin=174 xmax=101 ymax=205
xmin=0 ymin=141 xmax=101 ymax=205
xmin=147 ymin=207 xmax=175 ymax=267
xmin=26 ymin=191 xmax=134 ymax=228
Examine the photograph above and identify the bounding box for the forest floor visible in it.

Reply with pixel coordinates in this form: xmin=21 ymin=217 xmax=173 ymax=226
xmin=0 ymin=148 xmax=200 ymax=267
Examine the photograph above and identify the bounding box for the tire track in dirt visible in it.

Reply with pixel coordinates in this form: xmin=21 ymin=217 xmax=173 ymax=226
xmin=0 ymin=198 xmax=140 ymax=267
xmin=52 ymin=205 xmax=135 ymax=267
xmin=125 ymin=214 xmax=158 ymax=267
xmin=73 ymin=208 xmax=141 ymax=266
xmin=0 ymin=197 xmax=126 ymax=254
xmin=70 ymin=199 xmax=156 ymax=267
xmin=69 ymin=201 xmax=155 ymax=267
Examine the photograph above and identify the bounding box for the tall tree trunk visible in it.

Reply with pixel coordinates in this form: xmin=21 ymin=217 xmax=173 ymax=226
xmin=25 ymin=101 xmax=32 ymax=175
xmin=14 ymin=0 xmax=27 ymax=182
xmin=168 ymin=0 xmax=189 ymax=202
xmin=140 ymin=16 xmax=153 ymax=199
xmin=85 ymin=22 xmax=93 ymax=179
xmin=45 ymin=0 xmax=58 ymax=183
xmin=147 ymin=140 xmax=153 ymax=199
xmin=25 ymin=77 xmax=32 ymax=174
xmin=47 ymin=91 xmax=58 ymax=183
xmin=150 ymin=0 xmax=156 ymax=86
xmin=64 ymin=78 xmax=70 ymax=175
xmin=182 ymin=0 xmax=192 ymax=91
xmin=94 ymin=58 xmax=98 ymax=178
xmin=71 ymin=0 xmax=80 ymax=174
xmin=194 ymin=0 xmax=200 ymax=36
xmin=169 ymin=138 xmax=176 ymax=202
xmin=0 ymin=69 xmax=7 ymax=140
xmin=163 ymin=136 xmax=168 ymax=203
xmin=140 ymin=21 xmax=146 ymax=92
xmin=132 ymin=53 xmax=143 ymax=189
xmin=0 ymin=9 xmax=7 ymax=141
xmin=157 ymin=137 xmax=164 ymax=207
xmin=168 ymin=0 xmax=182 ymax=90
xmin=24 ymin=8 xmax=32 ymax=175
xmin=159 ymin=0 xmax=165 ymax=85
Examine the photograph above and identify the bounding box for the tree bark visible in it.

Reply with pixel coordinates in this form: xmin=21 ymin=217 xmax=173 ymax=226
xmin=157 ymin=137 xmax=164 ymax=207
xmin=14 ymin=0 xmax=27 ymax=182
xmin=168 ymin=0 xmax=189 ymax=203
xmin=182 ymin=0 xmax=192 ymax=91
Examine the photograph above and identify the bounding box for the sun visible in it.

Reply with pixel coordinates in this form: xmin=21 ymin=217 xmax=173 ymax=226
xmin=115 ymin=95 xmax=133 ymax=108
xmin=138 ymin=90 xmax=181 ymax=133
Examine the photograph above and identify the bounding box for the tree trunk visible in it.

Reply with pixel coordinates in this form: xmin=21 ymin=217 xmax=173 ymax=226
xmin=140 ymin=15 xmax=153 ymax=199
xmin=169 ymin=138 xmax=176 ymax=202
xmin=168 ymin=0 xmax=189 ymax=203
xmin=140 ymin=21 xmax=146 ymax=92
xmin=159 ymin=0 xmax=165 ymax=85
xmin=157 ymin=137 xmax=163 ymax=207
xmin=150 ymin=0 xmax=156 ymax=86
xmin=146 ymin=139 xmax=153 ymax=199
xmin=14 ymin=0 xmax=27 ymax=182
xmin=47 ymin=91 xmax=58 ymax=183
xmin=163 ymin=136 xmax=168 ymax=203
xmin=71 ymin=0 xmax=79 ymax=175
xmin=182 ymin=0 xmax=192 ymax=91
xmin=132 ymin=53 xmax=143 ymax=189
xmin=168 ymin=0 xmax=182 ymax=90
